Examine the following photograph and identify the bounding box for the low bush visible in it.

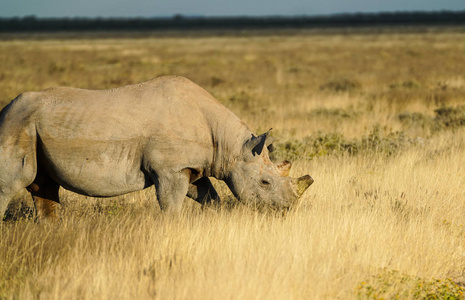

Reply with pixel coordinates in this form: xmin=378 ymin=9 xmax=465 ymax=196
xmin=434 ymin=105 xmax=465 ymax=130
xmin=319 ymin=78 xmax=362 ymax=93
xmin=398 ymin=105 xmax=465 ymax=133
xmin=357 ymin=269 xmax=464 ymax=299
xmin=309 ymin=107 xmax=359 ymax=119
xmin=274 ymin=126 xmax=411 ymax=160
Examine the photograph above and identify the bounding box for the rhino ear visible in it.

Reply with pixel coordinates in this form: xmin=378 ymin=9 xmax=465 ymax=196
xmin=267 ymin=144 xmax=275 ymax=153
xmin=266 ymin=136 xmax=276 ymax=153
xmin=244 ymin=129 xmax=272 ymax=156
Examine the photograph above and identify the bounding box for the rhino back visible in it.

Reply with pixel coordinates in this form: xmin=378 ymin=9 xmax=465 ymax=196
xmin=35 ymin=76 xmax=212 ymax=140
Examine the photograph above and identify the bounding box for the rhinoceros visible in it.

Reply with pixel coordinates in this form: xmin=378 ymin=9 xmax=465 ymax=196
xmin=0 ymin=75 xmax=313 ymax=219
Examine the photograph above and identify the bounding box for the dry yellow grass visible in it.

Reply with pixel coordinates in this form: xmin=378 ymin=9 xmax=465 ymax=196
xmin=1 ymin=27 xmax=465 ymax=299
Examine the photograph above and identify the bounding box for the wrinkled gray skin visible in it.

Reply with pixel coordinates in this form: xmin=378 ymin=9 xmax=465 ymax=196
xmin=0 ymin=75 xmax=313 ymax=219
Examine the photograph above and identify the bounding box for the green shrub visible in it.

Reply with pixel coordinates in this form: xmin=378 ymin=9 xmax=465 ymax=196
xmin=274 ymin=126 xmax=411 ymax=160
xmin=320 ymin=78 xmax=362 ymax=93
xmin=434 ymin=106 xmax=465 ymax=130
xmin=398 ymin=112 xmax=432 ymax=128
xmin=398 ymin=106 xmax=465 ymax=134
xmin=389 ymin=80 xmax=421 ymax=90
xmin=309 ymin=107 xmax=359 ymax=119
xmin=357 ymin=269 xmax=464 ymax=299
xmin=359 ymin=125 xmax=408 ymax=156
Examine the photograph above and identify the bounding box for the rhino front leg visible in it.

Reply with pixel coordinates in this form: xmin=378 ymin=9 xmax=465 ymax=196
xmin=152 ymin=171 xmax=190 ymax=213
xmin=187 ymin=177 xmax=220 ymax=207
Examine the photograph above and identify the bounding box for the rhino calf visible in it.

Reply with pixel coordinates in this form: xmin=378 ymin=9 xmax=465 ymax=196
xmin=0 ymin=76 xmax=313 ymax=220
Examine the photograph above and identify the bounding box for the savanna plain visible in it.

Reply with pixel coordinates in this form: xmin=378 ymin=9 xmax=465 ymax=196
xmin=1 ymin=27 xmax=465 ymax=299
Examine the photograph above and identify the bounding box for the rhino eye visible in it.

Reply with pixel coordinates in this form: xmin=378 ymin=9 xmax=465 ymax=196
xmin=260 ymin=179 xmax=271 ymax=187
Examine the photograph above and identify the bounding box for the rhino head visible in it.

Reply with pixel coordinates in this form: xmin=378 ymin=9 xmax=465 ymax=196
xmin=225 ymin=131 xmax=313 ymax=210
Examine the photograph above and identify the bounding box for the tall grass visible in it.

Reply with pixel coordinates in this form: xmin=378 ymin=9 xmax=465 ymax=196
xmin=1 ymin=28 xmax=465 ymax=299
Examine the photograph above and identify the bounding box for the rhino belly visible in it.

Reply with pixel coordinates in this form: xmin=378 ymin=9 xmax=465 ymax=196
xmin=38 ymin=138 xmax=150 ymax=197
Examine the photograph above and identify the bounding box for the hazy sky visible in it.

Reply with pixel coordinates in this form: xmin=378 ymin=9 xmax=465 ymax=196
xmin=2 ymin=0 xmax=465 ymax=18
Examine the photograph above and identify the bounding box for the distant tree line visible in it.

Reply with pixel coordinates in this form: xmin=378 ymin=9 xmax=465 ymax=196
xmin=1 ymin=11 xmax=465 ymax=32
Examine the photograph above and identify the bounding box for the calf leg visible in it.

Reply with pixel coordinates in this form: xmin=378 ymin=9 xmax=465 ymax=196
xmin=187 ymin=177 xmax=220 ymax=207
xmin=27 ymin=174 xmax=61 ymax=220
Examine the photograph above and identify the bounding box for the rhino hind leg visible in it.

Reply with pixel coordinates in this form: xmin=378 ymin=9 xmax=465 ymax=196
xmin=0 ymin=182 xmax=32 ymax=221
xmin=0 ymin=150 xmax=37 ymax=221
xmin=187 ymin=177 xmax=220 ymax=207
xmin=27 ymin=173 xmax=61 ymax=221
